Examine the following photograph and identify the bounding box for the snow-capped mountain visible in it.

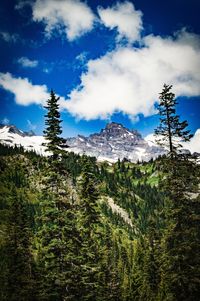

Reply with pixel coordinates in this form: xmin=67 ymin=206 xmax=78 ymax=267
xmin=0 ymin=122 xmax=164 ymax=162
xmin=145 ymin=129 xmax=200 ymax=155
xmin=1 ymin=123 xmax=199 ymax=162
xmin=65 ymin=122 xmax=164 ymax=162
xmin=0 ymin=124 xmax=46 ymax=155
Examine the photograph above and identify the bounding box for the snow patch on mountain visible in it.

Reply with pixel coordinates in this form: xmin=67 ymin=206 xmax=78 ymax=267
xmin=3 ymin=123 xmax=199 ymax=163
xmin=66 ymin=122 xmax=165 ymax=162
xmin=0 ymin=125 xmax=47 ymax=155
xmin=145 ymin=129 xmax=200 ymax=154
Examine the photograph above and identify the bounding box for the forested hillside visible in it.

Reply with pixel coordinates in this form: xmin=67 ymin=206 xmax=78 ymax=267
xmin=0 ymin=87 xmax=200 ymax=301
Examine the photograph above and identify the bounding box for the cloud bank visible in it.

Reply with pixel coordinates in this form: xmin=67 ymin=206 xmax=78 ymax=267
xmin=0 ymin=72 xmax=49 ymax=106
xmin=98 ymin=1 xmax=143 ymax=43
xmin=31 ymin=0 xmax=96 ymax=41
xmin=2 ymin=1 xmax=200 ymax=124
xmin=63 ymin=30 xmax=200 ymax=120
xmin=0 ymin=72 xmax=67 ymax=109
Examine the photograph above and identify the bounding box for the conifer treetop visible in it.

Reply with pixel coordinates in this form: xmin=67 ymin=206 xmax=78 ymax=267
xmin=43 ymin=90 xmax=66 ymax=160
xmin=155 ymin=84 xmax=192 ymax=156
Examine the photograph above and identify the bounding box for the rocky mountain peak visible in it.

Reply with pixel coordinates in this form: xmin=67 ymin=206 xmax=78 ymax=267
xmin=1 ymin=123 xmax=198 ymax=163
xmin=101 ymin=122 xmax=126 ymax=136
xmin=67 ymin=122 xmax=164 ymax=162
xmin=93 ymin=122 xmax=141 ymax=141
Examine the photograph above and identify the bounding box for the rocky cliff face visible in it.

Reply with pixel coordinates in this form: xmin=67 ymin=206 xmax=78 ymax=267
xmin=66 ymin=122 xmax=164 ymax=162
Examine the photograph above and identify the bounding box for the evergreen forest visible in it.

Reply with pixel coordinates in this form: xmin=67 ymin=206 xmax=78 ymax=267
xmin=0 ymin=86 xmax=200 ymax=301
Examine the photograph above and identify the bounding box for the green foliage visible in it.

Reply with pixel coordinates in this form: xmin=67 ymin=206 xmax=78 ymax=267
xmin=158 ymin=156 xmax=200 ymax=301
xmin=0 ymin=156 xmax=37 ymax=300
xmin=155 ymin=84 xmax=200 ymax=300
xmin=43 ymin=90 xmax=66 ymax=161
xmin=77 ymin=155 xmax=104 ymax=300
xmin=155 ymin=84 xmax=192 ymax=156
xmin=36 ymin=190 xmax=82 ymax=301
xmin=0 ymin=115 xmax=199 ymax=301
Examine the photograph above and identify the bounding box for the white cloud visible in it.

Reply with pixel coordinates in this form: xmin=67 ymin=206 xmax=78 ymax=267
xmin=31 ymin=0 xmax=96 ymax=41
xmin=63 ymin=30 xmax=200 ymax=120
xmin=182 ymin=129 xmax=200 ymax=154
xmin=1 ymin=117 xmax=10 ymax=125
xmin=15 ymin=0 xmax=32 ymax=10
xmin=98 ymin=1 xmax=143 ymax=43
xmin=76 ymin=52 xmax=88 ymax=64
xmin=17 ymin=57 xmax=38 ymax=68
xmin=0 ymin=72 xmax=49 ymax=106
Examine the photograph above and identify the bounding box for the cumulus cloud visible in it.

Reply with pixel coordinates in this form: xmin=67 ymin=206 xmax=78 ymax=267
xmin=17 ymin=57 xmax=38 ymax=68
xmin=31 ymin=0 xmax=96 ymax=41
xmin=98 ymin=1 xmax=143 ymax=43
xmin=0 ymin=72 xmax=49 ymax=106
xmin=63 ymin=30 xmax=200 ymax=120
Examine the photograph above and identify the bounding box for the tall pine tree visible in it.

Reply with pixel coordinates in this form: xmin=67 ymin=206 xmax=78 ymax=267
xmin=43 ymin=90 xmax=66 ymax=161
xmin=155 ymin=84 xmax=192 ymax=157
xmin=78 ymin=155 xmax=105 ymax=300
xmin=155 ymin=84 xmax=200 ymax=300
xmin=43 ymin=90 xmax=67 ymax=190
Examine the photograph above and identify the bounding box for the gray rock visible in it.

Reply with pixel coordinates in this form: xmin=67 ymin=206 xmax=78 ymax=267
xmin=66 ymin=122 xmax=165 ymax=162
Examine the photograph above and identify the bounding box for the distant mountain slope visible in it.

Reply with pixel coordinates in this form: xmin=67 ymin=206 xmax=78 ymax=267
xmin=1 ymin=122 xmax=199 ymax=162
xmin=145 ymin=129 xmax=200 ymax=155
xmin=0 ymin=125 xmax=46 ymax=155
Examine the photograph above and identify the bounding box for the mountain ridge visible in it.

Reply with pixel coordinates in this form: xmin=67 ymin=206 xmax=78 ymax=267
xmin=0 ymin=122 xmax=199 ymax=162
xmin=66 ymin=122 xmax=164 ymax=162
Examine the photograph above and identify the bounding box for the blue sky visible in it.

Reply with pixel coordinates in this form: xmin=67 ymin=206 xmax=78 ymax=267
xmin=0 ymin=0 xmax=200 ymax=137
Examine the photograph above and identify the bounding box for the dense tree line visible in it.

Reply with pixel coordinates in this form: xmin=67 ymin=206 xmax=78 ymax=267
xmin=0 ymin=87 xmax=199 ymax=300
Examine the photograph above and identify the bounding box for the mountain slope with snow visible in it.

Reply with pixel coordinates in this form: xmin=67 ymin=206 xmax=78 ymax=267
xmin=65 ymin=122 xmax=164 ymax=162
xmin=1 ymin=123 xmax=199 ymax=162
xmin=145 ymin=129 xmax=200 ymax=154
xmin=0 ymin=125 xmax=46 ymax=155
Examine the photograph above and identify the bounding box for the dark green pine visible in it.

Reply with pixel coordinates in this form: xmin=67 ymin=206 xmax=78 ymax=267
xmin=155 ymin=84 xmax=200 ymax=300
xmin=78 ymin=155 xmax=105 ymax=300
xmin=155 ymin=84 xmax=192 ymax=157
xmin=43 ymin=90 xmax=66 ymax=161
xmin=4 ymin=189 xmax=36 ymax=301
xmin=36 ymin=188 xmax=83 ymax=301
xmin=158 ymin=157 xmax=200 ymax=301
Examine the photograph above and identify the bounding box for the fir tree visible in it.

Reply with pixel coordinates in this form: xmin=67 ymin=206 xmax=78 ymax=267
xmin=36 ymin=186 xmax=82 ymax=301
xmin=155 ymin=84 xmax=200 ymax=300
xmin=43 ymin=90 xmax=66 ymax=161
xmin=4 ymin=189 xmax=36 ymax=301
xmin=43 ymin=90 xmax=67 ymax=190
xmin=78 ymin=155 xmax=104 ymax=300
xmin=158 ymin=158 xmax=200 ymax=301
xmin=155 ymin=84 xmax=192 ymax=157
